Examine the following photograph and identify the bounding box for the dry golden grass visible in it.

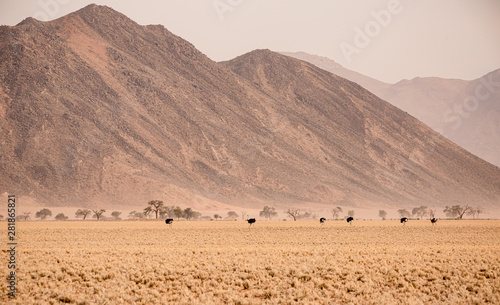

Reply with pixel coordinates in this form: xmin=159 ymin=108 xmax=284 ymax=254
xmin=1 ymin=220 xmax=499 ymax=304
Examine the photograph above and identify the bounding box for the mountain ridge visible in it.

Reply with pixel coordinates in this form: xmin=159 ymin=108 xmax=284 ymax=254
xmin=281 ymin=51 xmax=500 ymax=168
xmin=1 ymin=5 xmax=499 ymax=211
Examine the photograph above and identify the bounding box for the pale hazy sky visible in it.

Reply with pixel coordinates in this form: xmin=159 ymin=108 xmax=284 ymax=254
xmin=1 ymin=0 xmax=499 ymax=83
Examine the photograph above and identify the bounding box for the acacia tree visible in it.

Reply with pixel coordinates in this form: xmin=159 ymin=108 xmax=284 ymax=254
xmin=173 ymin=207 xmax=183 ymax=220
xmin=92 ymin=209 xmax=106 ymax=220
xmin=331 ymin=207 xmax=343 ymax=219
xmin=412 ymin=206 xmax=428 ymax=219
xmin=379 ymin=210 xmax=387 ymax=220
xmin=444 ymin=205 xmax=470 ymax=219
xmin=214 ymin=214 xmax=221 ymax=220
xmin=183 ymin=208 xmax=194 ymax=220
xmin=347 ymin=210 xmax=355 ymax=218
xmin=475 ymin=207 xmax=484 ymax=219
xmin=128 ymin=211 xmax=144 ymax=219
xmin=260 ymin=206 xmax=278 ymax=220
xmin=398 ymin=209 xmax=411 ymax=218
xmin=159 ymin=205 xmax=175 ymax=219
xmin=299 ymin=211 xmax=316 ymax=220
xmin=466 ymin=207 xmax=484 ymax=219
xmin=144 ymin=200 xmax=164 ymax=219
xmin=286 ymin=208 xmax=301 ymax=221
xmin=75 ymin=209 xmax=92 ymax=220
xmin=35 ymin=209 xmax=52 ymax=220
xmin=21 ymin=212 xmax=31 ymax=221
xmin=111 ymin=211 xmax=122 ymax=220
xmin=227 ymin=211 xmax=239 ymax=220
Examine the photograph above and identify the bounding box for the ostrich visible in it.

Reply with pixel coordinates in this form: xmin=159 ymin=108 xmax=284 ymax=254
xmin=165 ymin=219 xmax=173 ymax=227
xmin=431 ymin=218 xmax=438 ymax=225
xmin=346 ymin=217 xmax=353 ymax=225
xmin=320 ymin=218 xmax=326 ymax=225
xmin=400 ymin=217 xmax=408 ymax=225
xmin=247 ymin=218 xmax=256 ymax=226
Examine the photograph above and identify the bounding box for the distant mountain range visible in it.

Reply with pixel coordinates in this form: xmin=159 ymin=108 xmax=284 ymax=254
xmin=1 ymin=4 xmax=499 ymax=210
xmin=281 ymin=52 xmax=500 ymax=168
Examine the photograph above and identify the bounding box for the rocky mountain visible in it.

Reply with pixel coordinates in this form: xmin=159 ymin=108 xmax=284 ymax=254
xmin=282 ymin=52 xmax=500 ymax=168
xmin=1 ymin=4 xmax=499 ymax=210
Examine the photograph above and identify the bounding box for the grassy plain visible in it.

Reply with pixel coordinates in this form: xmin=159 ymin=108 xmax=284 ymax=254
xmin=1 ymin=220 xmax=499 ymax=304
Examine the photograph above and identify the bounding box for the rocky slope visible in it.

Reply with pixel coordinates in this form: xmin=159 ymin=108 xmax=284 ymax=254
xmin=1 ymin=4 xmax=499 ymax=210
xmin=282 ymin=51 xmax=500 ymax=167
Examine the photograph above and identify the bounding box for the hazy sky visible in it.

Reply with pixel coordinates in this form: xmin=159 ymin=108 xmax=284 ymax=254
xmin=1 ymin=0 xmax=499 ymax=83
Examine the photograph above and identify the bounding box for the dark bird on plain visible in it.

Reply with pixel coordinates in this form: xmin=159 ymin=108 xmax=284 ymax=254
xmin=431 ymin=218 xmax=438 ymax=225
xmin=400 ymin=217 xmax=408 ymax=225
xmin=346 ymin=217 xmax=353 ymax=224
xmin=165 ymin=219 xmax=173 ymax=227
xmin=320 ymin=218 xmax=326 ymax=225
xmin=247 ymin=218 xmax=256 ymax=226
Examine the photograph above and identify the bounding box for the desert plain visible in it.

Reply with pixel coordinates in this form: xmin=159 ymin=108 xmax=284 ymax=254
xmin=1 ymin=219 xmax=499 ymax=304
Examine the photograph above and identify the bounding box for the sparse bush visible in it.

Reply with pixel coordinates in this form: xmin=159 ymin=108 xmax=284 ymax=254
xmin=16 ymin=212 xmax=31 ymax=221
xmin=260 ymin=206 xmax=278 ymax=220
xmin=331 ymin=207 xmax=343 ymax=219
xmin=298 ymin=211 xmax=317 ymax=220
xmin=128 ymin=211 xmax=145 ymax=219
xmin=55 ymin=213 xmax=69 ymax=221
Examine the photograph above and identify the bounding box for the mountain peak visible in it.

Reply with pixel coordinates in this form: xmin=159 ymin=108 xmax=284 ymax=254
xmin=16 ymin=17 xmax=44 ymax=27
xmin=74 ymin=3 xmax=116 ymax=16
xmin=61 ymin=3 xmax=140 ymax=29
xmin=225 ymin=49 xmax=309 ymax=71
xmin=232 ymin=49 xmax=286 ymax=63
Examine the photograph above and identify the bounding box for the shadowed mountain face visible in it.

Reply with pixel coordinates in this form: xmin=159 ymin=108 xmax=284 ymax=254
xmin=282 ymin=52 xmax=500 ymax=167
xmin=1 ymin=5 xmax=499 ymax=210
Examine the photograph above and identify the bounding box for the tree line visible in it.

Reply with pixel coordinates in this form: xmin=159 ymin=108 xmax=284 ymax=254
xmin=0 ymin=202 xmax=486 ymax=221
xmin=392 ymin=205 xmax=484 ymax=220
